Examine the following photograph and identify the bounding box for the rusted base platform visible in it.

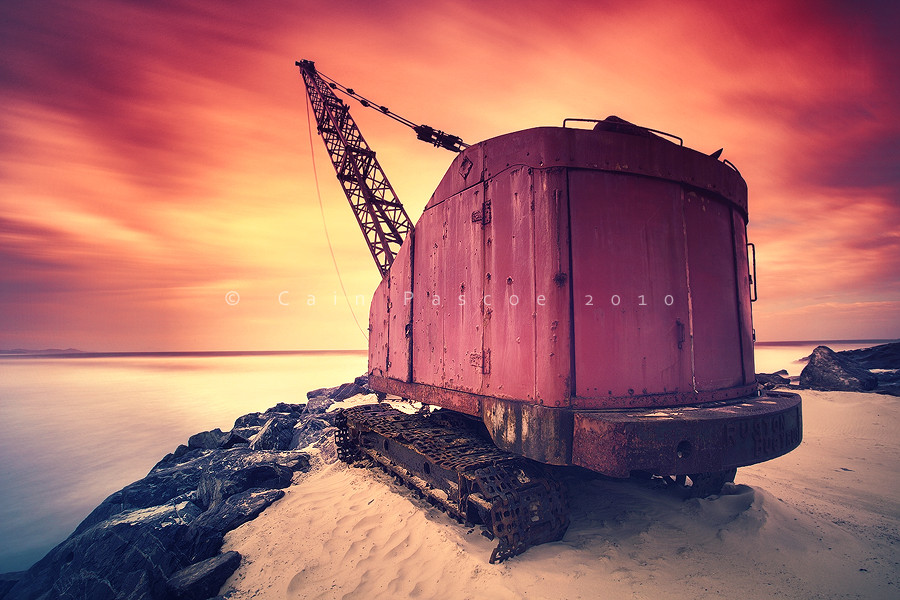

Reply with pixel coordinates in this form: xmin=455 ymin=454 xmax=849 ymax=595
xmin=572 ymin=390 xmax=802 ymax=477
xmin=370 ymin=375 xmax=801 ymax=480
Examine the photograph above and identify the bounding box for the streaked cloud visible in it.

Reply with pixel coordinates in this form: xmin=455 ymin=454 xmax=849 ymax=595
xmin=1 ymin=0 xmax=897 ymax=349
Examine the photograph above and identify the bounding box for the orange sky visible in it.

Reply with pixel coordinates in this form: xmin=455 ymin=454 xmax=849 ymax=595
xmin=1 ymin=0 xmax=898 ymax=351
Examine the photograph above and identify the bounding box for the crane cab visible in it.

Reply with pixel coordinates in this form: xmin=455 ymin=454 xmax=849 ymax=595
xmin=367 ymin=120 xmax=801 ymax=479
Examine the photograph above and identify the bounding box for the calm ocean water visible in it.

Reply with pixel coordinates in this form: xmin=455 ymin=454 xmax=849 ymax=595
xmin=0 ymin=341 xmax=892 ymax=572
xmin=0 ymin=351 xmax=367 ymax=573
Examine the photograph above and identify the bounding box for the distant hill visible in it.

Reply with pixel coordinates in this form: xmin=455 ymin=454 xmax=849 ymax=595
xmin=0 ymin=348 xmax=84 ymax=356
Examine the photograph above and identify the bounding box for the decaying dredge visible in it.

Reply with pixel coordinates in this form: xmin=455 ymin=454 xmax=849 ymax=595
xmin=296 ymin=60 xmax=802 ymax=562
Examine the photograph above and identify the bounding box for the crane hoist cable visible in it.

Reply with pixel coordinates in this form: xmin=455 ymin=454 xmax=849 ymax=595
xmin=305 ymin=91 xmax=369 ymax=343
xmin=305 ymin=63 xmax=468 ymax=153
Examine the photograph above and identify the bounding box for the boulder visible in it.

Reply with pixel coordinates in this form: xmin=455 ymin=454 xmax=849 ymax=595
xmin=839 ymin=341 xmax=900 ymax=370
xmin=306 ymin=378 xmax=371 ymax=401
xmin=756 ymin=371 xmax=791 ymax=389
xmin=290 ymin=417 xmax=333 ymax=450
xmin=165 ymin=551 xmax=241 ymax=600
xmin=6 ymin=498 xmax=203 ymax=600
xmin=220 ymin=431 xmax=250 ymax=449
xmin=800 ymin=346 xmax=878 ymax=392
xmin=187 ymin=429 xmax=226 ymax=450
xmin=196 ymin=449 xmax=305 ymax=509
xmin=0 ymin=572 xmax=23 ymax=599
xmin=232 ymin=413 xmax=268 ymax=428
xmin=302 ymin=396 xmax=335 ymax=415
xmin=265 ymin=402 xmax=304 ymax=416
xmin=176 ymin=489 xmax=288 ymax=565
xmin=248 ymin=417 xmax=296 ymax=451
xmin=77 ymin=451 xmax=213 ymax=533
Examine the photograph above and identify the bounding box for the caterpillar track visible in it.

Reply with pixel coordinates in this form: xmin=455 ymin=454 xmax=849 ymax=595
xmin=335 ymin=403 xmax=569 ymax=562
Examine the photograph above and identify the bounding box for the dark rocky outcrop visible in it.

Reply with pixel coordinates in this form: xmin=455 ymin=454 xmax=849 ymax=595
xmin=756 ymin=370 xmax=791 ymax=390
xmin=248 ymin=417 xmax=296 ymax=451
xmin=0 ymin=378 xmax=368 ymax=600
xmin=800 ymin=346 xmax=878 ymax=392
xmin=165 ymin=551 xmax=241 ymax=600
xmin=839 ymin=341 xmax=900 ymax=370
xmin=187 ymin=428 xmax=226 ymax=450
xmin=306 ymin=375 xmax=372 ymax=402
xmin=0 ymin=574 xmax=22 ymax=599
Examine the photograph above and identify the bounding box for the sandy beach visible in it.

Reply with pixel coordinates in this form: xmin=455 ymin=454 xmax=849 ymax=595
xmin=220 ymin=389 xmax=899 ymax=599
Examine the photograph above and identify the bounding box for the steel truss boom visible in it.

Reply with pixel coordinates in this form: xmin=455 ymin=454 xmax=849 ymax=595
xmin=296 ymin=59 xmax=413 ymax=277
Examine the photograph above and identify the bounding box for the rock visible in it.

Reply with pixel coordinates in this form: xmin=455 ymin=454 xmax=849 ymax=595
xmin=77 ymin=451 xmax=213 ymax=533
xmin=290 ymin=417 xmax=333 ymax=450
xmin=839 ymin=341 xmax=900 ymax=370
xmin=0 ymin=572 xmax=23 ymax=599
xmin=230 ymin=426 xmax=262 ymax=441
xmin=265 ymin=402 xmax=304 ymax=415
xmin=333 ymin=381 xmax=370 ymax=401
xmin=188 ymin=428 xmax=226 ymax=450
xmin=248 ymin=417 xmax=296 ymax=451
xmin=302 ymin=396 xmax=335 ymax=415
xmin=175 ymin=489 xmax=285 ymax=560
xmin=196 ymin=449 xmax=305 ymax=509
xmin=6 ymin=498 xmax=203 ymax=600
xmin=756 ymin=371 xmax=791 ymax=389
xmin=232 ymin=413 xmax=268 ymax=428
xmin=800 ymin=346 xmax=878 ymax=392
xmin=220 ymin=431 xmax=250 ymax=449
xmin=165 ymin=551 xmax=241 ymax=600
xmin=306 ymin=377 xmax=371 ymax=401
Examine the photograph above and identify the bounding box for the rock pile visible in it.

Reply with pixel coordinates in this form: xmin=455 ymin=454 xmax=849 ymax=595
xmin=800 ymin=346 xmax=878 ymax=392
xmin=0 ymin=377 xmax=374 ymax=600
xmin=801 ymin=342 xmax=900 ymax=395
xmin=756 ymin=342 xmax=899 ymax=396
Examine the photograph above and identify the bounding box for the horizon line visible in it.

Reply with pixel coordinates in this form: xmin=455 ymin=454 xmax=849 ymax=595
xmin=2 ymin=339 xmax=897 ymax=358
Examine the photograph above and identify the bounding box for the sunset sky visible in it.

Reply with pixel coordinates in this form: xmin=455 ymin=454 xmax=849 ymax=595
xmin=2 ymin=0 xmax=898 ymax=351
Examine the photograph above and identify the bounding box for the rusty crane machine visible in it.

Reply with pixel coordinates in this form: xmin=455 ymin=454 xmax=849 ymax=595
xmin=296 ymin=59 xmax=802 ymax=562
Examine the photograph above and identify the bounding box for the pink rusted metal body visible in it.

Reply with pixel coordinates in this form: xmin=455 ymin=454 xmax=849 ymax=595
xmin=368 ymin=122 xmax=801 ymax=478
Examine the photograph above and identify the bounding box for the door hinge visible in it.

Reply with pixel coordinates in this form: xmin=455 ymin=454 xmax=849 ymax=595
xmin=471 ymin=200 xmax=492 ymax=226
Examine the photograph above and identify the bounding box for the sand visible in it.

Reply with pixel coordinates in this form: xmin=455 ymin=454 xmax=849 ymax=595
xmin=221 ymin=390 xmax=899 ymax=599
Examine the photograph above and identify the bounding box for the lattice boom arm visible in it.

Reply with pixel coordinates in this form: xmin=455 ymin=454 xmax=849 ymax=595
xmin=297 ymin=60 xmax=413 ymax=277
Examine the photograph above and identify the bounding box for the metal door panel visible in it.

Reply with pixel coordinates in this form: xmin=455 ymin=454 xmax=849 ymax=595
xmin=441 ymin=186 xmax=485 ymax=393
xmin=368 ymin=276 xmax=389 ymax=378
xmin=386 ymin=234 xmax=414 ymax=381
xmin=533 ymin=167 xmax=572 ymax=407
xmin=482 ymin=167 xmax=537 ymax=401
xmin=684 ymin=192 xmax=743 ymax=390
xmin=412 ymin=206 xmax=445 ymax=387
xmin=570 ymin=170 xmax=692 ymax=405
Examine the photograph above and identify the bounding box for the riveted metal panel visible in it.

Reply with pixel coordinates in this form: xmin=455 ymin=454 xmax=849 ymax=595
xmin=572 ymin=391 xmax=802 ymax=477
xmin=386 ymin=233 xmax=414 ymax=381
xmin=733 ymin=211 xmax=755 ymax=385
xmin=569 ymin=170 xmax=693 ymax=406
xmin=533 ymin=167 xmax=572 ymax=407
xmin=368 ymin=276 xmax=389 ymax=379
xmin=472 ymin=127 xmax=747 ymax=216
xmin=441 ymin=186 xmax=485 ymax=393
xmin=412 ymin=204 xmax=445 ymax=387
xmin=482 ymin=167 xmax=537 ymax=402
xmin=683 ymin=191 xmax=743 ymax=390
xmin=425 ymin=143 xmax=485 ymax=210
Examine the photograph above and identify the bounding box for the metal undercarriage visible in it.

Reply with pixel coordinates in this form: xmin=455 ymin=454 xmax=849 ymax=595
xmin=335 ymin=404 xmax=569 ymax=562
xmin=335 ymin=389 xmax=802 ymax=562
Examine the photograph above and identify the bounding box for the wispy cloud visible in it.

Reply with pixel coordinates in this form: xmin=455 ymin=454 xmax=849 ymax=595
xmin=1 ymin=0 xmax=898 ymax=349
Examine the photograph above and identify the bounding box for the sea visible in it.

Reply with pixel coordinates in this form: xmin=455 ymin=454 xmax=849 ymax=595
xmin=0 ymin=341 xmax=892 ymax=573
xmin=0 ymin=351 xmax=367 ymax=573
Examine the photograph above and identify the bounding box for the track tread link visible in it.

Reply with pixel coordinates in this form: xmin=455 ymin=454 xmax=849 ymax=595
xmin=335 ymin=404 xmax=569 ymax=562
